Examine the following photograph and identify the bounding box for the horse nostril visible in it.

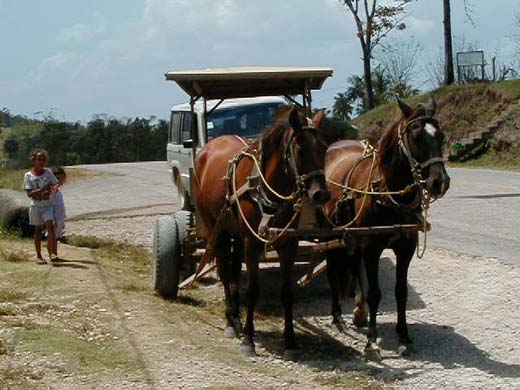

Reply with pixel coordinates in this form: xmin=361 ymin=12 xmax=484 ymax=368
xmin=312 ymin=189 xmax=331 ymax=205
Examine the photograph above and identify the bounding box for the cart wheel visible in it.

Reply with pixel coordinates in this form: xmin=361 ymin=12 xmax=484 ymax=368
xmin=153 ymin=216 xmax=182 ymax=299
xmin=175 ymin=210 xmax=197 ymax=279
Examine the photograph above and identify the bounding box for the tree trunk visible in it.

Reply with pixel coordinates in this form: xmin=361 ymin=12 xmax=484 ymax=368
xmin=443 ymin=0 xmax=455 ymax=85
xmin=363 ymin=47 xmax=375 ymax=110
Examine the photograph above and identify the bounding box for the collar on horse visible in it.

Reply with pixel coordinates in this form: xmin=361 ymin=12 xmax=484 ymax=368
xmin=224 ymin=125 xmax=324 ymax=239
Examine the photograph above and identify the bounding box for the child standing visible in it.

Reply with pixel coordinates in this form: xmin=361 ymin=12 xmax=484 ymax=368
xmin=51 ymin=166 xmax=67 ymax=246
xmin=23 ymin=149 xmax=59 ymax=264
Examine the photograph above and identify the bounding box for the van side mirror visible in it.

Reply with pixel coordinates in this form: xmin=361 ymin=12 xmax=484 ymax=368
xmin=182 ymin=139 xmax=193 ymax=148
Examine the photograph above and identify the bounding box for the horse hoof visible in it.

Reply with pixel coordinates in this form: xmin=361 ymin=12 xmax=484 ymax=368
xmin=283 ymin=349 xmax=300 ymax=361
xmin=365 ymin=343 xmax=383 ymax=362
xmin=352 ymin=316 xmax=368 ymax=329
xmin=224 ymin=326 xmax=237 ymax=338
xmin=239 ymin=343 xmax=256 ymax=357
xmin=398 ymin=342 xmax=415 ymax=357
xmin=333 ymin=318 xmax=347 ymax=333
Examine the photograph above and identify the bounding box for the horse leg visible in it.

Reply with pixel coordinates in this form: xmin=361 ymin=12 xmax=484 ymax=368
xmin=326 ymin=249 xmax=347 ymax=332
xmin=352 ymin=251 xmax=369 ymax=328
xmin=393 ymin=237 xmax=416 ymax=356
xmin=229 ymin=237 xmax=244 ymax=336
xmin=240 ymin=236 xmax=262 ymax=357
xmin=215 ymin=233 xmax=241 ymax=338
xmin=276 ymin=239 xmax=299 ymax=361
xmin=363 ymin=246 xmax=383 ymax=361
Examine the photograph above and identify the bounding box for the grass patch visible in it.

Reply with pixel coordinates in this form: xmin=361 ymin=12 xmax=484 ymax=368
xmin=0 ymin=288 xmax=28 ymax=303
xmin=0 ymin=247 xmax=29 ymax=263
xmin=0 ymin=167 xmax=25 ymax=191
xmin=14 ymin=328 xmax=145 ymax=374
xmin=66 ymin=234 xmax=116 ymax=249
xmin=0 ymin=167 xmax=99 ymax=191
xmin=0 ymin=305 xmax=18 ymax=316
xmin=450 ymin=148 xmax=520 ymax=171
xmin=494 ymin=79 xmax=520 ymax=99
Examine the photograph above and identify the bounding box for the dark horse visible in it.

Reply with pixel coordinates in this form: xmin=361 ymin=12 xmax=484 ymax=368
xmin=324 ymin=98 xmax=450 ymax=359
xmin=193 ymin=108 xmax=330 ymax=360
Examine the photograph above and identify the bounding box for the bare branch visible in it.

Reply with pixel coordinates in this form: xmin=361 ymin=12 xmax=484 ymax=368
xmin=463 ymin=0 xmax=475 ymax=27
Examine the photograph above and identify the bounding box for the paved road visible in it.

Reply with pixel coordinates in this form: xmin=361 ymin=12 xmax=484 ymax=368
xmin=65 ymin=162 xmax=520 ymax=265
xmin=428 ymin=167 xmax=520 ymax=265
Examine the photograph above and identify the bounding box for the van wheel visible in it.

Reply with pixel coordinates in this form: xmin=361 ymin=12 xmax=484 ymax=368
xmin=153 ymin=216 xmax=182 ymax=299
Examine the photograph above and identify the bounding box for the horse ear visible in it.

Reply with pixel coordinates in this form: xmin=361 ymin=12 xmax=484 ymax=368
xmin=312 ymin=109 xmax=326 ymax=129
xmin=397 ymin=98 xmax=413 ymax=118
xmin=288 ymin=108 xmax=302 ymax=132
xmin=426 ymin=96 xmax=437 ymax=116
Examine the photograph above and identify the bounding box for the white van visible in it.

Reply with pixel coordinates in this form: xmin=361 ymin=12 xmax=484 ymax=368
xmin=167 ymin=96 xmax=286 ymax=210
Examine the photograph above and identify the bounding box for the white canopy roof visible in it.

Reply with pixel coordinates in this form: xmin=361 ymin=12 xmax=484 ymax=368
xmin=164 ymin=66 xmax=333 ymax=99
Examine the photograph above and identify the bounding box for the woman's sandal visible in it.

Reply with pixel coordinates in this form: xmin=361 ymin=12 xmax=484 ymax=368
xmin=35 ymin=256 xmax=47 ymax=265
xmin=50 ymin=254 xmax=60 ymax=263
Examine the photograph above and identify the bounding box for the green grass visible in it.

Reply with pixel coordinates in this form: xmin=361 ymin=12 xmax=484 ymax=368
xmin=450 ymin=148 xmax=520 ymax=171
xmin=0 ymin=167 xmax=25 ymax=191
xmin=13 ymin=328 xmax=145 ymax=374
xmin=493 ymin=79 xmax=520 ymax=99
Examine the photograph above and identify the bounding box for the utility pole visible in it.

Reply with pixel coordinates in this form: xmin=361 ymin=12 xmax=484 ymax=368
xmin=443 ymin=0 xmax=455 ymax=85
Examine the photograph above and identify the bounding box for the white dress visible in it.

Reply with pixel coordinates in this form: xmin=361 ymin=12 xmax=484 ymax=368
xmin=54 ymin=188 xmax=66 ymax=238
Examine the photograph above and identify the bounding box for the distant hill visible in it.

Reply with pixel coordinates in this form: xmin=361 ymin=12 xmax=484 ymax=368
xmin=352 ymin=80 xmax=520 ymax=169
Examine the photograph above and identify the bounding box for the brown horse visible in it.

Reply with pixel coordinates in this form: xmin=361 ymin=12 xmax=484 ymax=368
xmin=193 ymin=108 xmax=330 ymax=360
xmin=324 ymin=98 xmax=450 ymax=359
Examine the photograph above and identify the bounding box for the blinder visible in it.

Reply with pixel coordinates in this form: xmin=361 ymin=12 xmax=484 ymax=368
xmin=283 ymin=126 xmax=327 ymax=195
xmin=398 ymin=116 xmax=447 ymax=174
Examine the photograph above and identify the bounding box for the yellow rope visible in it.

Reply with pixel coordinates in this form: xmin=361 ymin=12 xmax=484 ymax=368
xmin=231 ymin=158 xmax=301 ymax=244
xmin=324 ymin=148 xmax=378 ymax=229
xmin=326 ymin=139 xmax=415 ymax=197
xmin=416 ymin=191 xmax=430 ymax=259
xmin=240 ymin=151 xmax=297 ymax=201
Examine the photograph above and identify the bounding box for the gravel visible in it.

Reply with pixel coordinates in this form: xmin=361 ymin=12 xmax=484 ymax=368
xmin=61 ymin=163 xmax=520 ymax=388
xmin=66 ymin=208 xmax=520 ymax=389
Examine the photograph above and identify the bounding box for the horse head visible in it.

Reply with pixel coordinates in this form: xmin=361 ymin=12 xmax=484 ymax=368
xmin=397 ymin=97 xmax=450 ymax=199
xmin=283 ymin=108 xmax=331 ymax=206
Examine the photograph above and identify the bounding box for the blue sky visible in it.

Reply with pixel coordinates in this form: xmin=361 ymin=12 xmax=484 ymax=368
xmin=1 ymin=0 xmax=519 ymax=122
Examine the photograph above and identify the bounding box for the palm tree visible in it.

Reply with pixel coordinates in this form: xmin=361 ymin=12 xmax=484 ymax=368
xmin=332 ymin=92 xmax=354 ymax=122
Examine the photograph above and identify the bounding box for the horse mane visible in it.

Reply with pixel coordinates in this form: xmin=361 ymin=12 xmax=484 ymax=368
xmin=248 ymin=119 xmax=290 ymax=173
xmin=377 ymin=117 xmax=403 ymax=178
xmin=377 ymin=104 xmax=429 ymax=180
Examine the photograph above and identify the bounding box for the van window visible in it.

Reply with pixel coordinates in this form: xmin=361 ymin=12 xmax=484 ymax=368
xmin=208 ymin=103 xmax=283 ymax=138
xmin=170 ymin=111 xmax=182 ymax=144
xmin=181 ymin=112 xmax=194 ymax=142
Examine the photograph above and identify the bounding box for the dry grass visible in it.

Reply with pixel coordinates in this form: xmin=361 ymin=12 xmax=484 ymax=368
xmin=0 ymin=167 xmax=100 ymax=192
xmin=353 ymin=80 xmax=520 ymax=170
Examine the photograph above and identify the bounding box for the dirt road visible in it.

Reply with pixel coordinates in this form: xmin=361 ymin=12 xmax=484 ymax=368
xmin=1 ymin=162 xmax=520 ymax=389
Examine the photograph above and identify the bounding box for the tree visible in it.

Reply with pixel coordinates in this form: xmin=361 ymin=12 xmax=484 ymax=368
xmin=377 ymin=39 xmax=421 ymax=88
xmin=339 ymin=0 xmax=411 ymax=110
xmin=332 ymin=92 xmax=353 ymax=122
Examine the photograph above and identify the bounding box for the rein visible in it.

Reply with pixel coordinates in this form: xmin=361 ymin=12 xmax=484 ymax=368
xmin=227 ymin=126 xmax=322 ymax=244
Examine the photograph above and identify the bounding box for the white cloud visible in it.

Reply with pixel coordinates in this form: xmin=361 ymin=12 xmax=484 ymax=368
xmin=30 ymin=51 xmax=83 ymax=80
xmin=57 ymin=22 xmax=105 ymax=44
xmin=406 ymin=15 xmax=436 ymax=34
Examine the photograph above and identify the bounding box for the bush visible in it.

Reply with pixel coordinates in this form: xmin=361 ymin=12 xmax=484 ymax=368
xmin=3 ymin=116 xmax=169 ymax=168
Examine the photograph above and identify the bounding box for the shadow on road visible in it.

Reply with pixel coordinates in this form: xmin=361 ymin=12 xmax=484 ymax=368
xmin=249 ymin=256 xmax=425 ymax=318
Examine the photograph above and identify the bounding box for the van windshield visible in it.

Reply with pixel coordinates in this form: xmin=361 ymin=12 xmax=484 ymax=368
xmin=207 ymin=102 xmax=284 ymax=138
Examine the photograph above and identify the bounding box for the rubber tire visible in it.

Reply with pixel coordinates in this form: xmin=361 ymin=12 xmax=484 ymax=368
xmin=153 ymin=216 xmax=181 ymax=299
xmin=175 ymin=210 xmax=197 ymax=279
